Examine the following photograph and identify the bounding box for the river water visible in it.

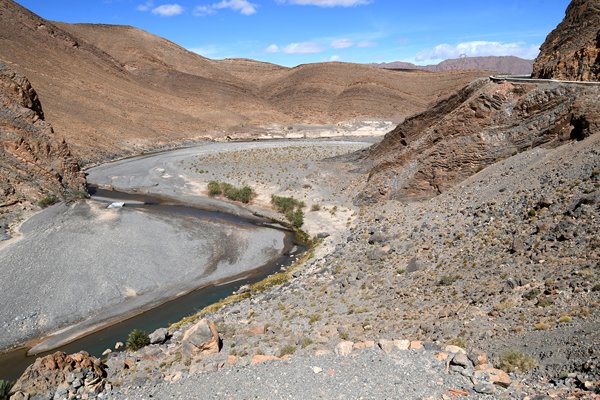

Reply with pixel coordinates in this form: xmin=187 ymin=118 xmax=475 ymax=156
xmin=0 ymin=188 xmax=303 ymax=381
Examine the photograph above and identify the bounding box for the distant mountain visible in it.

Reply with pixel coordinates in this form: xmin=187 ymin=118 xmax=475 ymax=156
xmin=373 ymin=56 xmax=534 ymax=75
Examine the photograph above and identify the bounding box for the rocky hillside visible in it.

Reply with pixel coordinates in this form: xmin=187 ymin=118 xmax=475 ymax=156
xmin=0 ymin=0 xmax=487 ymax=162
xmin=0 ymin=63 xmax=86 ymax=233
xmin=374 ymin=56 xmax=534 ymax=75
xmin=358 ymin=78 xmax=599 ymax=202
xmin=532 ymin=0 xmax=600 ymax=81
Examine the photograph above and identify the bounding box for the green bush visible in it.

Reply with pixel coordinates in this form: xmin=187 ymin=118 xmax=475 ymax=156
xmin=207 ymin=181 xmax=222 ymax=196
xmin=126 ymin=329 xmax=150 ymax=351
xmin=207 ymin=182 xmax=253 ymax=203
xmin=271 ymin=195 xmax=305 ymax=227
xmin=500 ymin=351 xmax=536 ymax=373
xmin=279 ymin=344 xmax=296 ymax=357
xmin=37 ymin=194 xmax=59 ymax=208
xmin=0 ymin=380 xmax=12 ymax=400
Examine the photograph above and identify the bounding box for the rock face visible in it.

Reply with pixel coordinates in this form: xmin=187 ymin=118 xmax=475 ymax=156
xmin=375 ymin=56 xmax=534 ymax=75
xmin=532 ymin=0 xmax=600 ymax=81
xmin=9 ymin=351 xmax=108 ymax=399
xmin=358 ymin=78 xmax=600 ymax=202
xmin=0 ymin=63 xmax=86 ymax=218
xmin=181 ymin=318 xmax=221 ymax=358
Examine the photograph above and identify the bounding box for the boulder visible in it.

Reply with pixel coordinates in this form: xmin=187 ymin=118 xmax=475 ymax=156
xmin=181 ymin=318 xmax=221 ymax=357
xmin=250 ymin=355 xmax=281 ymax=365
xmin=149 ymin=327 xmax=169 ymax=344
xmin=9 ymin=351 xmax=108 ymax=400
xmin=474 ymin=368 xmax=512 ymax=388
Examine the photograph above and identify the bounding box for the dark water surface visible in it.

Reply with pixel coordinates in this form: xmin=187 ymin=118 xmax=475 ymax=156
xmin=0 ymin=188 xmax=302 ymax=381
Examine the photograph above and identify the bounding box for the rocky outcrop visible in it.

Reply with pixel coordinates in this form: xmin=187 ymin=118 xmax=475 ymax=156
xmin=532 ymin=0 xmax=600 ymax=81
xmin=0 ymin=63 xmax=86 ymax=223
xmin=358 ymin=78 xmax=600 ymax=202
xmin=9 ymin=351 xmax=109 ymax=399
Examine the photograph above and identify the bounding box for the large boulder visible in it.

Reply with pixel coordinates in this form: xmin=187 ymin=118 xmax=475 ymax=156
xmin=181 ymin=318 xmax=221 ymax=359
xmin=532 ymin=0 xmax=600 ymax=81
xmin=9 ymin=351 xmax=108 ymax=400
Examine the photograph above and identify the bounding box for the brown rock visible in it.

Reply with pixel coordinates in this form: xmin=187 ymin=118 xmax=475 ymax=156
xmin=474 ymin=368 xmax=512 ymax=388
xmin=9 ymin=352 xmax=107 ymax=400
xmin=435 ymin=352 xmax=449 ymax=362
xmin=377 ymin=339 xmax=395 ymax=353
xmin=409 ymin=341 xmax=423 ymax=350
xmin=443 ymin=345 xmax=467 ymax=354
xmin=468 ymin=349 xmax=489 ymax=367
xmin=353 ymin=340 xmax=375 ymax=350
xmin=227 ymin=355 xmax=237 ymax=365
xmin=250 ymin=355 xmax=281 ymax=365
xmin=532 ymin=0 xmax=600 ymax=81
xmin=393 ymin=339 xmax=410 ymax=350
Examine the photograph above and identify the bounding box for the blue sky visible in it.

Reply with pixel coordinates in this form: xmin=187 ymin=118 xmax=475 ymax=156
xmin=16 ymin=0 xmax=570 ymax=67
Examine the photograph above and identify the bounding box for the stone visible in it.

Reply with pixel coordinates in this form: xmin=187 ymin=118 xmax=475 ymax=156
xmin=314 ymin=349 xmax=331 ymax=357
xmin=353 ymin=340 xmax=375 ymax=350
xmin=377 ymin=339 xmax=395 ymax=354
xmin=473 ymin=382 xmax=495 ymax=394
xmin=435 ymin=352 xmax=449 ymax=362
xmin=149 ymin=328 xmax=168 ymax=345
xmin=101 ymin=349 xmax=112 ymax=357
xmin=474 ymin=368 xmax=512 ymax=388
xmin=9 ymin=352 xmax=107 ymax=400
xmin=227 ymin=355 xmax=237 ymax=365
xmin=468 ymin=349 xmax=488 ymax=367
xmin=114 ymin=342 xmax=124 ymax=350
xmin=334 ymin=341 xmax=354 ymax=357
xmin=317 ymin=232 xmax=330 ymax=239
xmin=182 ymin=318 xmax=221 ymax=356
xmin=393 ymin=339 xmax=410 ymax=350
xmin=312 ymin=366 xmax=323 ymax=374
xmin=451 ymin=353 xmax=471 ymax=368
xmin=443 ymin=345 xmax=467 ymax=354
xmin=236 ymin=284 xmax=250 ymax=294
xmin=409 ymin=341 xmax=423 ymax=350
xmin=250 ymin=355 xmax=281 ymax=365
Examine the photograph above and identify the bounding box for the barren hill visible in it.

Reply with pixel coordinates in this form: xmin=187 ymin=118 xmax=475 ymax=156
xmin=532 ymin=0 xmax=600 ymax=81
xmin=374 ymin=56 xmax=534 ymax=75
xmin=0 ymin=0 xmax=488 ymax=161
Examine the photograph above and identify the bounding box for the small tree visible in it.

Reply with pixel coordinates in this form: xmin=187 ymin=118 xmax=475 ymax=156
xmin=126 ymin=329 xmax=150 ymax=351
xmin=207 ymin=181 xmax=222 ymax=196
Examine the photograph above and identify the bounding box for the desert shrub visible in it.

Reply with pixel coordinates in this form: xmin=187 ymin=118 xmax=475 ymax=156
xmin=0 ymin=380 xmax=13 ymax=400
xmin=126 ymin=329 xmax=150 ymax=351
xmin=438 ymin=274 xmax=459 ymax=286
xmin=279 ymin=344 xmax=296 ymax=357
xmin=271 ymin=195 xmax=305 ymax=227
xmin=310 ymin=204 xmax=321 ymax=211
xmin=500 ymin=351 xmax=536 ymax=373
xmin=37 ymin=194 xmax=59 ymax=208
xmin=207 ymin=181 xmax=222 ymax=196
xmin=208 ymin=182 xmax=253 ymax=203
xmin=446 ymin=337 xmax=468 ymax=349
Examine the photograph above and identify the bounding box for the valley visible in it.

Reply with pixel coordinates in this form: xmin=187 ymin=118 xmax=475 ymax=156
xmin=0 ymin=0 xmax=599 ymax=399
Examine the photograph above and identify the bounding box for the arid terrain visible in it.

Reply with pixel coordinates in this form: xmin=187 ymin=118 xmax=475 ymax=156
xmin=1 ymin=0 xmax=600 ymax=399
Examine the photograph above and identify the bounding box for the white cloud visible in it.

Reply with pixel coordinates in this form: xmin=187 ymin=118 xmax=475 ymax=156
xmin=329 ymin=55 xmax=340 ymax=61
xmin=137 ymin=1 xmax=154 ymax=11
xmin=194 ymin=0 xmax=257 ymax=16
xmin=331 ymin=38 xmax=354 ymax=49
xmin=151 ymin=4 xmax=184 ymax=16
xmin=283 ymin=42 xmax=324 ymax=54
xmin=192 ymin=5 xmax=215 ymax=15
xmin=357 ymin=40 xmax=376 ymax=48
xmin=416 ymin=41 xmax=540 ymax=63
xmin=278 ymin=0 xmax=370 ymax=6
xmin=265 ymin=44 xmax=280 ymax=53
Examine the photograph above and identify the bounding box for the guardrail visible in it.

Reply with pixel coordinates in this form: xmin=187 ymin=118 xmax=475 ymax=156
xmin=490 ymin=75 xmax=600 ymax=86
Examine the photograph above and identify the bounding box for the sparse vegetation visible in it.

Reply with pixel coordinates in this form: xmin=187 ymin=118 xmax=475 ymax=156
xmin=500 ymin=351 xmax=537 ymax=373
xmin=207 ymin=181 xmax=253 ymax=203
xmin=37 ymin=194 xmax=59 ymax=208
xmin=446 ymin=337 xmax=468 ymax=349
xmin=438 ymin=274 xmax=459 ymax=286
xmin=126 ymin=329 xmax=150 ymax=351
xmin=271 ymin=194 xmax=305 ymax=228
xmin=279 ymin=344 xmax=296 ymax=357
xmin=310 ymin=204 xmax=321 ymax=211
xmin=0 ymin=380 xmax=13 ymax=400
